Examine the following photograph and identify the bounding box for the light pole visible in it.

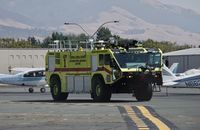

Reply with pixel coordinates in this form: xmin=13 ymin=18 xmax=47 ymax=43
xmin=91 ymin=20 xmax=119 ymax=38
xmin=64 ymin=20 xmax=119 ymax=38
xmin=64 ymin=22 xmax=90 ymax=37
xmin=64 ymin=20 xmax=119 ymax=50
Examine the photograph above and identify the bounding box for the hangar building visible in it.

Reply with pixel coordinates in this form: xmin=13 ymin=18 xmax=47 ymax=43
xmin=163 ymin=48 xmax=200 ymax=73
xmin=0 ymin=49 xmax=48 ymax=74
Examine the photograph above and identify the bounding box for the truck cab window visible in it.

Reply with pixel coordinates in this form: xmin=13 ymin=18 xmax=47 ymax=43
xmin=99 ymin=54 xmax=104 ymax=65
xmin=105 ymin=54 xmax=111 ymax=65
xmin=99 ymin=54 xmax=111 ymax=66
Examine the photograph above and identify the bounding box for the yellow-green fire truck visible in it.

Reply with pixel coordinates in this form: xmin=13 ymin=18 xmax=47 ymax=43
xmin=45 ymin=41 xmax=162 ymax=102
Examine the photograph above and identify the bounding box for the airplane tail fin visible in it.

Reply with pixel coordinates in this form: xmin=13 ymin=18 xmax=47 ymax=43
xmin=162 ymin=64 xmax=177 ymax=82
xmin=169 ymin=63 xmax=179 ymax=74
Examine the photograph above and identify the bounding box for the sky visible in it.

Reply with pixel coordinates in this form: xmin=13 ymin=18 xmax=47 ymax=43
xmin=159 ymin=0 xmax=200 ymax=14
xmin=0 ymin=0 xmax=199 ymax=14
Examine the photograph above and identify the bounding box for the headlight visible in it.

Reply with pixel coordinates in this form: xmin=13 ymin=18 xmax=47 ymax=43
xmin=106 ymin=75 xmax=111 ymax=82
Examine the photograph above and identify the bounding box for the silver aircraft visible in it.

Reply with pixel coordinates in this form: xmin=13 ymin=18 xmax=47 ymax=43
xmin=0 ymin=68 xmax=47 ymax=93
xmin=163 ymin=63 xmax=200 ymax=88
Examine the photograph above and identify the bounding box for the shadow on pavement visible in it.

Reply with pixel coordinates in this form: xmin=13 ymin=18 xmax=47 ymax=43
xmin=167 ymin=93 xmax=200 ymax=96
xmin=13 ymin=99 xmax=138 ymax=103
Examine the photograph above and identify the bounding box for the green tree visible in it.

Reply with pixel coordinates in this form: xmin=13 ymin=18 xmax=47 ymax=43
xmin=96 ymin=27 xmax=112 ymax=41
xmin=142 ymin=39 xmax=191 ymax=53
xmin=41 ymin=32 xmax=88 ymax=48
xmin=42 ymin=36 xmax=52 ymax=48
xmin=28 ymin=36 xmax=38 ymax=46
xmin=0 ymin=38 xmax=39 ymax=48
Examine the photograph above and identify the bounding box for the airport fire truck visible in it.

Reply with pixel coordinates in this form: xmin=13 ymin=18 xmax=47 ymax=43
xmin=45 ymin=40 xmax=163 ymax=102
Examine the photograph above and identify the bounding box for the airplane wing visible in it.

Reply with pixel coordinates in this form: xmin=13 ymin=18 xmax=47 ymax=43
xmin=11 ymin=67 xmax=45 ymax=73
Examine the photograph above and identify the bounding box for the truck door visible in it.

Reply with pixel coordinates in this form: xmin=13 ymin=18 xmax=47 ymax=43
xmin=48 ymin=56 xmax=55 ymax=72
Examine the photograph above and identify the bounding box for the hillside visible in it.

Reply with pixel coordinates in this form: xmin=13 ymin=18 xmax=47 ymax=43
xmin=0 ymin=0 xmax=199 ymax=45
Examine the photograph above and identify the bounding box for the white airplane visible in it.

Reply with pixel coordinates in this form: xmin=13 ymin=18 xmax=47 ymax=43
xmin=0 ymin=68 xmax=47 ymax=93
xmin=162 ymin=63 xmax=200 ymax=88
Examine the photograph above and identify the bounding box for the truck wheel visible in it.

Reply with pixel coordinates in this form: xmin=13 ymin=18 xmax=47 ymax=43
xmin=50 ymin=76 xmax=68 ymax=101
xmin=91 ymin=76 xmax=111 ymax=102
xmin=134 ymin=83 xmax=153 ymax=101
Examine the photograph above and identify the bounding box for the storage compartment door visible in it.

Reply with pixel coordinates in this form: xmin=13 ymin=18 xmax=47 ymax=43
xmin=48 ymin=56 xmax=55 ymax=72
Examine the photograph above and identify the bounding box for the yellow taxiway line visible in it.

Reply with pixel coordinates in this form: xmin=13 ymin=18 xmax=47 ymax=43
xmin=123 ymin=105 xmax=171 ymax=130
xmin=124 ymin=105 xmax=149 ymax=130
xmin=137 ymin=106 xmax=170 ymax=130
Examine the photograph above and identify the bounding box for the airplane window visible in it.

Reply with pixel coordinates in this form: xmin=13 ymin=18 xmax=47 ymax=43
xmin=40 ymin=71 xmax=45 ymax=76
xmin=30 ymin=72 xmax=34 ymax=77
xmin=43 ymin=71 xmax=45 ymax=76
xmin=24 ymin=73 xmax=29 ymax=77
xmin=35 ymin=71 xmax=45 ymax=77
xmin=24 ymin=71 xmax=45 ymax=77
xmin=24 ymin=72 xmax=34 ymax=77
xmin=35 ymin=72 xmax=39 ymax=77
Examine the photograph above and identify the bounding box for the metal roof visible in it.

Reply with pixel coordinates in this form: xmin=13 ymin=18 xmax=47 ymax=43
xmin=164 ymin=48 xmax=200 ymax=56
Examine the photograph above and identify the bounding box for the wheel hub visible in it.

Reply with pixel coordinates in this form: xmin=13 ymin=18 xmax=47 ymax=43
xmin=53 ymin=84 xmax=58 ymax=95
xmin=96 ymin=84 xmax=101 ymax=96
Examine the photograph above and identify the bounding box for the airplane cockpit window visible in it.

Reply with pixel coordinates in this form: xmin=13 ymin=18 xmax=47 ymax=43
xmin=24 ymin=72 xmax=34 ymax=77
xmin=23 ymin=70 xmax=45 ymax=77
xmin=23 ymin=73 xmax=29 ymax=77
xmin=35 ymin=71 xmax=45 ymax=77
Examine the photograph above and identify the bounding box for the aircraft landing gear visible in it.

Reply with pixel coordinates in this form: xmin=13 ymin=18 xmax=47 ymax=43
xmin=40 ymin=87 xmax=46 ymax=93
xmin=28 ymin=88 xmax=34 ymax=93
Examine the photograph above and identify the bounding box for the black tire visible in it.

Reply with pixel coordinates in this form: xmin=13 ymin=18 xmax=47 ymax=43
xmin=40 ymin=87 xmax=46 ymax=93
xmin=28 ymin=88 xmax=34 ymax=93
xmin=91 ymin=76 xmax=111 ymax=102
xmin=134 ymin=83 xmax=153 ymax=101
xmin=50 ymin=76 xmax=68 ymax=101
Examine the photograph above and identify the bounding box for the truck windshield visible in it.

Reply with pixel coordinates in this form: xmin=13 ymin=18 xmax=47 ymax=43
xmin=114 ymin=52 xmax=161 ymax=68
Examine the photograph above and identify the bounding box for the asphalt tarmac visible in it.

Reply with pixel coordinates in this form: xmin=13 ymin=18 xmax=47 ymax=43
xmin=0 ymin=85 xmax=200 ymax=130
